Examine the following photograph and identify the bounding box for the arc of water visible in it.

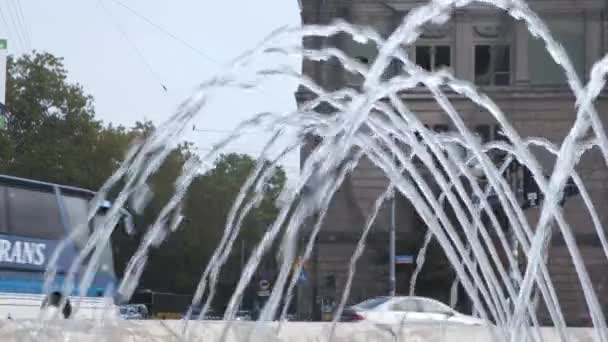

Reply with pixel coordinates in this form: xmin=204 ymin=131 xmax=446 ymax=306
xmin=364 ymin=119 xmax=511 ymax=325
xmin=61 ymin=126 xmax=186 ymax=318
xmin=416 ymin=81 xmax=568 ymax=339
xmin=183 ymin=95 xmax=348 ymax=329
xmin=414 ymin=153 xmax=512 ymax=296
xmin=278 ymin=54 xmax=524 ymax=332
xmin=221 ymin=143 xmax=342 ymax=321
xmin=327 ymin=152 xmax=413 ymax=341
xmin=276 ymin=151 xmax=366 ymax=327
xmin=357 ymin=135 xmax=505 ymax=342
xmin=42 ymin=139 xmax=143 ymax=304
xmin=290 ymin=44 xmax=516 ymax=328
xmin=290 ymin=28 xmax=564 ymax=336
xmin=284 ymin=26 xmax=548 ymax=334
xmin=526 ymin=139 xmax=608 ymax=264
xmin=374 ymin=105 xmax=516 ymax=323
xmin=288 ymin=60 xmax=516 ymax=328
xmin=427 ymin=85 xmax=582 ymax=338
xmin=223 ymin=60 xmax=427 ymax=326
xmin=119 ymin=108 xmax=316 ymax=308
xmin=257 ymin=150 xmax=368 ymax=323
xmin=348 ymin=0 xmax=608 ymax=336
xmin=292 ymin=21 xmax=596 ymax=334
xmin=218 ymin=149 xmax=366 ymax=342
xmin=189 ymin=143 xmax=299 ymax=328
xmin=376 ymin=92 xmax=556 ymax=338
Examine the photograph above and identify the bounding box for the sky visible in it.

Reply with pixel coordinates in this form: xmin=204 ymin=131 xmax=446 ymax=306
xmin=6 ymin=0 xmax=302 ymax=179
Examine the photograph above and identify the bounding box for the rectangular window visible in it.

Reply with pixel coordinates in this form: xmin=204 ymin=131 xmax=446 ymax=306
xmin=475 ymin=45 xmax=511 ymax=85
xmin=62 ymin=195 xmax=91 ymax=250
xmin=474 ymin=125 xmax=491 ymax=143
xmin=0 ymin=187 xmax=7 ymax=233
xmin=6 ymin=187 xmax=64 ymax=240
xmin=415 ymin=45 xmax=451 ymax=71
xmin=433 ymin=124 xmax=449 ymax=133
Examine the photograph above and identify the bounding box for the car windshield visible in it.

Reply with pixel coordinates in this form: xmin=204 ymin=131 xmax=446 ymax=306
xmin=391 ymin=298 xmax=453 ymax=314
xmin=352 ymin=297 xmax=390 ymax=310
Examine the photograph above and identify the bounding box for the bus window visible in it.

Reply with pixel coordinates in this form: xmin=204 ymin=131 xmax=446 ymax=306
xmin=64 ymin=195 xmax=116 ymax=278
xmin=92 ymin=215 xmax=116 ymax=278
xmin=0 ymin=186 xmax=8 ymax=233
xmin=6 ymin=187 xmax=64 ymax=240
xmin=61 ymin=195 xmax=90 ymax=249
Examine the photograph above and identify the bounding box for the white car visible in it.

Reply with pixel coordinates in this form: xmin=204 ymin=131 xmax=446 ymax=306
xmin=119 ymin=304 xmax=149 ymax=320
xmin=340 ymin=296 xmax=487 ymax=326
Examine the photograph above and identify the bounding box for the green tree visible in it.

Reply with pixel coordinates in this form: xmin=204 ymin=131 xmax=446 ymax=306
xmin=136 ymin=153 xmax=286 ymax=301
xmin=1 ymin=52 xmax=132 ymax=189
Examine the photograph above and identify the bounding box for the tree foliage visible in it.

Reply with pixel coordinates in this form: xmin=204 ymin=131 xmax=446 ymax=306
xmin=0 ymin=52 xmax=287 ymax=300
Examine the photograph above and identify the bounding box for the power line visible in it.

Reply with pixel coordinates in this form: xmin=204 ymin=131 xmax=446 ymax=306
xmin=8 ymin=0 xmax=29 ymax=49
xmin=106 ymin=0 xmax=219 ymax=65
xmin=0 ymin=5 xmax=23 ymax=52
xmin=5 ymin=0 xmax=28 ymax=51
xmin=12 ymin=0 xmax=33 ymax=50
xmin=192 ymin=125 xmax=273 ymax=135
xmin=100 ymin=0 xmax=286 ymax=105
xmin=96 ymin=0 xmax=168 ymax=92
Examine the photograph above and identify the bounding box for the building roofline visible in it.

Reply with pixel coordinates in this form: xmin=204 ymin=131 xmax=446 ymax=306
xmin=0 ymin=174 xmax=96 ymax=198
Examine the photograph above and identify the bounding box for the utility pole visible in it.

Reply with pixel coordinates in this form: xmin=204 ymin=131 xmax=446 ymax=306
xmin=240 ymin=239 xmax=246 ymax=273
xmin=389 ymin=132 xmax=397 ymax=298
xmin=389 ymin=190 xmax=396 ymax=297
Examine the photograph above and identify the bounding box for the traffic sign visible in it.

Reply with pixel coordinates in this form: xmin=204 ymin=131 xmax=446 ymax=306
xmin=298 ymin=269 xmax=307 ymax=283
xmin=257 ymin=289 xmax=270 ymax=297
xmin=395 ymin=255 xmax=415 ymax=264
xmin=259 ymin=279 xmax=270 ymax=291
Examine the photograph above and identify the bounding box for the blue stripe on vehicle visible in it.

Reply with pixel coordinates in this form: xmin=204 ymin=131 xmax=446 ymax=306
xmin=0 ymin=278 xmax=109 ymax=297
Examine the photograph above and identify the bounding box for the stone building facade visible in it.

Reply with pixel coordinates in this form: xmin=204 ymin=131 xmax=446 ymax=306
xmin=295 ymin=0 xmax=608 ymax=326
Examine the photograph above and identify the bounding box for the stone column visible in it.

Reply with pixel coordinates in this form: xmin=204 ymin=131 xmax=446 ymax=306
xmin=455 ymin=11 xmax=473 ymax=81
xmin=515 ymin=20 xmax=530 ymax=85
xmin=585 ymin=11 xmax=602 ymax=80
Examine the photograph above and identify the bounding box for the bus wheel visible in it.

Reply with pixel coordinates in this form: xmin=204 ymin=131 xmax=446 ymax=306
xmin=41 ymin=292 xmax=72 ymax=319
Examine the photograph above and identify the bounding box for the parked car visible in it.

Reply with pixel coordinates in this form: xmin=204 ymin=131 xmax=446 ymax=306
xmin=235 ymin=310 xmax=252 ymax=321
xmin=119 ymin=304 xmax=149 ymax=320
xmin=182 ymin=307 xmax=222 ymax=320
xmin=340 ymin=296 xmax=486 ymax=325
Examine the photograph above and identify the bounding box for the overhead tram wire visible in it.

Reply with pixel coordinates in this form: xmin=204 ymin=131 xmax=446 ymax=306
xmin=8 ymin=0 xmax=30 ymax=49
xmin=5 ymin=0 xmax=28 ymax=51
xmin=106 ymin=0 xmax=219 ymax=65
xmin=96 ymin=0 xmax=168 ymax=93
xmin=192 ymin=145 xmax=300 ymax=172
xmin=0 ymin=5 xmax=23 ymax=53
xmin=12 ymin=0 xmax=33 ymax=50
xmin=104 ymin=0 xmax=282 ymax=102
xmin=98 ymin=0 xmax=301 ymax=167
xmin=192 ymin=125 xmax=275 ymax=135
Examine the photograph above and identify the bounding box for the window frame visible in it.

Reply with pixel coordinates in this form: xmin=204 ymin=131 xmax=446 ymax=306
xmin=0 ymin=186 xmax=7 ymax=234
xmin=414 ymin=44 xmax=453 ymax=72
xmin=474 ymin=43 xmax=513 ymax=86
xmin=4 ymin=184 xmax=67 ymax=240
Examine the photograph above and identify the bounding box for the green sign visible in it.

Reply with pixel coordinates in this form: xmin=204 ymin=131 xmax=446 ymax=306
xmin=0 ymin=39 xmax=7 ymax=50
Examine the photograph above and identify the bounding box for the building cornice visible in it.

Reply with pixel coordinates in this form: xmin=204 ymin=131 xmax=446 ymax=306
xmin=344 ymin=0 xmax=606 ymax=14
xmin=296 ymin=85 xmax=608 ymax=103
